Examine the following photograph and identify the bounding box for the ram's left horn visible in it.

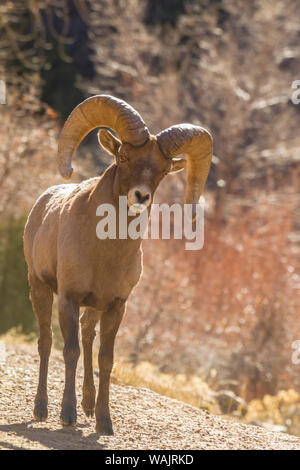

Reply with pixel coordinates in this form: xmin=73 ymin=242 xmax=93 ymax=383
xmin=156 ymin=124 xmax=213 ymax=220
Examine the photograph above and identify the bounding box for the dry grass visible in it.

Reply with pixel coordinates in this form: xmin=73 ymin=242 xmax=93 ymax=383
xmin=0 ymin=327 xmax=36 ymax=344
xmin=111 ymin=359 xmax=220 ymax=413
xmin=245 ymin=389 xmax=300 ymax=436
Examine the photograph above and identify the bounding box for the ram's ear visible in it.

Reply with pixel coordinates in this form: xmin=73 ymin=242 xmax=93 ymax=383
xmin=169 ymin=158 xmax=186 ymax=173
xmin=98 ymin=129 xmax=121 ymax=156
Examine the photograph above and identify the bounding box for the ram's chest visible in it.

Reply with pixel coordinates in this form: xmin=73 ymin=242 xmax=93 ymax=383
xmin=56 ymin=226 xmax=143 ymax=309
xmin=60 ymin=247 xmax=143 ymax=310
xmin=93 ymin=249 xmax=143 ymax=302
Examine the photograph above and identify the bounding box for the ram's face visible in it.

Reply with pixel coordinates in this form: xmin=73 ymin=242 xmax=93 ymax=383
xmin=117 ymin=139 xmax=170 ymax=212
xmin=98 ymin=130 xmax=186 ymax=212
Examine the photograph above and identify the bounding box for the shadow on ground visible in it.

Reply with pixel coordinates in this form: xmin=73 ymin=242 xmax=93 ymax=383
xmin=0 ymin=421 xmax=105 ymax=450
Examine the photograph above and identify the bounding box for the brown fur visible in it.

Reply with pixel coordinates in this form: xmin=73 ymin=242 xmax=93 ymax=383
xmin=24 ymin=134 xmax=185 ymax=434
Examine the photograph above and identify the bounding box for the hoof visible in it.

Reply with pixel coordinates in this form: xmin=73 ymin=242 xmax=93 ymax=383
xmin=60 ymin=404 xmax=77 ymax=426
xmin=82 ymin=405 xmax=94 ymax=418
xmin=95 ymin=418 xmax=114 ymax=436
xmin=33 ymin=399 xmax=48 ymax=422
xmin=81 ymin=395 xmax=95 ymax=418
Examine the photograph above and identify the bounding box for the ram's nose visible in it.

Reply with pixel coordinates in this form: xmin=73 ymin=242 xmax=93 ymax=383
xmin=128 ymin=186 xmax=152 ymax=213
xmin=134 ymin=189 xmax=151 ymax=204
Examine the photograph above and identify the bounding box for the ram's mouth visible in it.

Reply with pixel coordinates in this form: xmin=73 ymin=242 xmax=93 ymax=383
xmin=128 ymin=203 xmax=148 ymax=215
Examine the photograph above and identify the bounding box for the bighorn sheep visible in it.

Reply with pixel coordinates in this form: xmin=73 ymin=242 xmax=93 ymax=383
xmin=24 ymin=95 xmax=212 ymax=434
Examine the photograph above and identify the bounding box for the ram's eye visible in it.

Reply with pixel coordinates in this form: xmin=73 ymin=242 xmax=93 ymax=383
xmin=119 ymin=154 xmax=128 ymax=163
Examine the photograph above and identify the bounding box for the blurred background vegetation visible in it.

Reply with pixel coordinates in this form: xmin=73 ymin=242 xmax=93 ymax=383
xmin=0 ymin=0 xmax=299 ymax=435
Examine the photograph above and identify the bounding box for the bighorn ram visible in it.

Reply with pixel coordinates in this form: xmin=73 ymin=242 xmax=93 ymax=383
xmin=24 ymin=95 xmax=212 ymax=434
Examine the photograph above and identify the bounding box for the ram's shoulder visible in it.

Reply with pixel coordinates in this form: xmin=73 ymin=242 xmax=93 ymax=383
xmin=41 ymin=178 xmax=100 ymax=209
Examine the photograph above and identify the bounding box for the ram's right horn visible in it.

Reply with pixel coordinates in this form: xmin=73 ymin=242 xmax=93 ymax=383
xmin=58 ymin=95 xmax=150 ymax=179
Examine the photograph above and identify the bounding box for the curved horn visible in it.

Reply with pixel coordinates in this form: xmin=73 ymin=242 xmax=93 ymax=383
xmin=58 ymin=95 xmax=150 ymax=179
xmin=156 ymin=124 xmax=213 ymax=212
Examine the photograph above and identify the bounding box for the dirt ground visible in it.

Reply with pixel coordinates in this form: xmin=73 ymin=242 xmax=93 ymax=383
xmin=0 ymin=341 xmax=300 ymax=450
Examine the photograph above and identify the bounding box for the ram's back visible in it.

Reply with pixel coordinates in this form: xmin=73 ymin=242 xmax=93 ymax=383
xmin=24 ymin=179 xmax=100 ymax=283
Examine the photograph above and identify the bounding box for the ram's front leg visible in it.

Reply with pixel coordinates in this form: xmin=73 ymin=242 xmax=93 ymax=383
xmin=95 ymin=298 xmax=125 ymax=435
xmin=58 ymin=294 xmax=80 ymax=426
xmin=80 ymin=307 xmax=100 ymax=417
